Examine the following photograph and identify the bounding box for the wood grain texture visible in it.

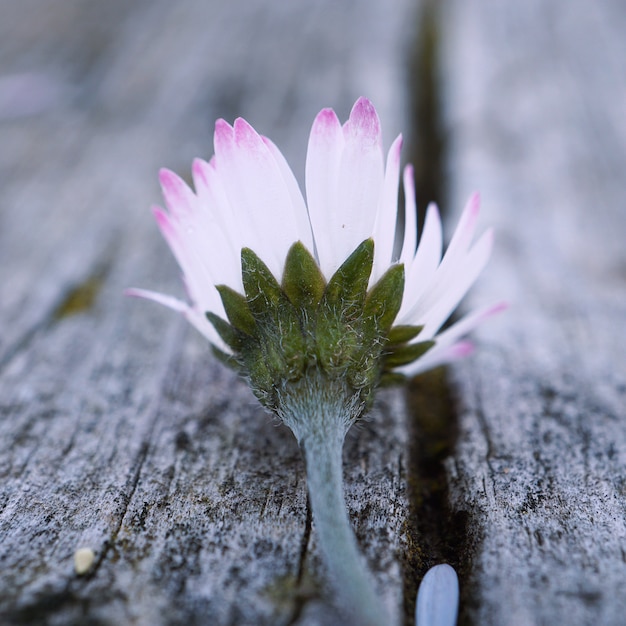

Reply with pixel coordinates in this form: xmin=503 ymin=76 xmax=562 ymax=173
xmin=440 ymin=1 xmax=626 ymax=624
xmin=0 ymin=1 xmax=417 ymax=624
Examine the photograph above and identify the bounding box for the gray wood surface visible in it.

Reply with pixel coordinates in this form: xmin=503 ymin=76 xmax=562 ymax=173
xmin=0 ymin=1 xmax=417 ymax=625
xmin=440 ymin=1 xmax=626 ymax=624
xmin=2 ymin=0 xmax=625 ymax=625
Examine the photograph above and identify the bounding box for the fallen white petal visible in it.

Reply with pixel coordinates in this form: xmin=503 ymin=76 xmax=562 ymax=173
xmin=416 ymin=563 xmax=459 ymax=626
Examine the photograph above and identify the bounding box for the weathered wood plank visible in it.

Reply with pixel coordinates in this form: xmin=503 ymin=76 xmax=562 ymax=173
xmin=440 ymin=1 xmax=626 ymax=623
xmin=0 ymin=1 xmax=419 ymax=624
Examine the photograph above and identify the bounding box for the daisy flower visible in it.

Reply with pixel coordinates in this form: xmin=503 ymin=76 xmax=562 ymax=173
xmin=128 ymin=97 xmax=503 ymax=626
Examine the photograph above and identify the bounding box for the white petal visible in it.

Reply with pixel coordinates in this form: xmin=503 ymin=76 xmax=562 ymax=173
xmin=305 ymin=106 xmax=345 ymax=276
xmin=262 ymin=136 xmax=314 ymax=251
xmin=399 ymin=341 xmax=474 ymax=378
xmin=399 ymin=165 xmax=418 ymax=268
xmin=153 ymin=207 xmax=223 ymax=316
xmin=185 ymin=305 xmax=228 ymax=350
xmin=158 ymin=168 xmax=197 ymax=218
xmin=400 ymin=193 xmax=481 ymax=324
xmin=334 ymin=97 xmax=384 ymax=272
xmin=372 ymin=134 xmax=403 ymax=281
xmin=213 ymin=117 xmax=301 ymax=281
xmin=125 ymin=288 xmax=226 ymax=349
xmin=415 ymin=229 xmax=494 ymax=337
xmin=433 ymin=301 xmax=508 ymax=350
xmin=397 ymin=202 xmax=443 ymax=322
xmin=152 ymin=205 xmax=218 ymax=302
xmin=125 ymin=287 xmax=189 ymax=313
xmin=437 ymin=192 xmax=480 ymax=274
xmin=161 ymin=168 xmax=242 ymax=292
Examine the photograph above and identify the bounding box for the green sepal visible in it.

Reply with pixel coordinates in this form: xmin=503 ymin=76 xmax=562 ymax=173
xmin=211 ymin=344 xmax=242 ymax=373
xmin=315 ymin=312 xmax=359 ymax=372
xmin=210 ymin=242 xmax=421 ymax=415
xmin=385 ymin=340 xmax=435 ymax=367
xmin=206 ymin=312 xmax=246 ymax=351
xmin=216 ymin=284 xmax=257 ymax=335
xmin=241 ymin=247 xmax=283 ymax=319
xmin=270 ymin=300 xmax=307 ymax=380
xmin=241 ymin=247 xmax=306 ymax=379
xmin=362 ymin=263 xmax=405 ymax=337
xmin=378 ymin=371 xmax=407 ymax=387
xmin=387 ymin=324 xmax=424 ymax=345
xmin=282 ymin=242 xmax=326 ymax=311
xmin=347 ymin=351 xmax=380 ymax=390
xmin=241 ymin=341 xmax=275 ymax=403
xmin=323 ymin=239 xmax=373 ymax=319
xmin=315 ymin=239 xmax=374 ymax=374
xmin=346 ymin=263 xmax=405 ymax=390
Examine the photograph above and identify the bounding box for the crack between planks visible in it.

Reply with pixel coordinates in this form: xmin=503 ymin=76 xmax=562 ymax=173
xmin=404 ymin=368 xmax=470 ymax=623
xmin=401 ymin=1 xmax=475 ymax=623
xmin=407 ymin=0 xmax=447 ymax=217
xmin=296 ymin=492 xmax=313 ymax=586
xmin=284 ymin=491 xmax=314 ymax=626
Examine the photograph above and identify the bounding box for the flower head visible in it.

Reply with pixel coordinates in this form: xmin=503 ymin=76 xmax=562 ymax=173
xmin=129 ymin=97 xmax=503 ymax=421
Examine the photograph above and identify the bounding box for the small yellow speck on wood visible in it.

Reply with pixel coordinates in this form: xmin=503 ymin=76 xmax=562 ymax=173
xmin=74 ymin=547 xmax=95 ymax=575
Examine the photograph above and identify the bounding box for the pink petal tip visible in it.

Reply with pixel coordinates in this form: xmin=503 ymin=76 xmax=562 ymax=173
xmin=488 ymin=301 xmax=509 ymax=316
xmin=233 ymin=116 xmax=261 ymax=149
xmin=311 ymin=107 xmax=341 ymax=139
xmin=192 ymin=158 xmax=209 ymax=183
xmin=346 ymin=97 xmax=381 ymax=143
xmin=467 ymin=191 xmax=481 ymax=217
xmin=158 ymin=169 xmax=192 ymax=205
xmin=451 ymin=340 xmax=475 ymax=359
xmin=214 ymin=118 xmax=234 ymax=151
xmin=151 ymin=205 xmax=173 ymax=230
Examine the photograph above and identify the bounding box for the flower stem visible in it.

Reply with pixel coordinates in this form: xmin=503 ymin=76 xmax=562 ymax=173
xmin=301 ymin=427 xmax=389 ymax=626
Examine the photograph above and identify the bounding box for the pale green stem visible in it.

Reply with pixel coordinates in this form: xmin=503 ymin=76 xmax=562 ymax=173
xmin=301 ymin=427 xmax=389 ymax=626
xmin=277 ymin=372 xmax=390 ymax=625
